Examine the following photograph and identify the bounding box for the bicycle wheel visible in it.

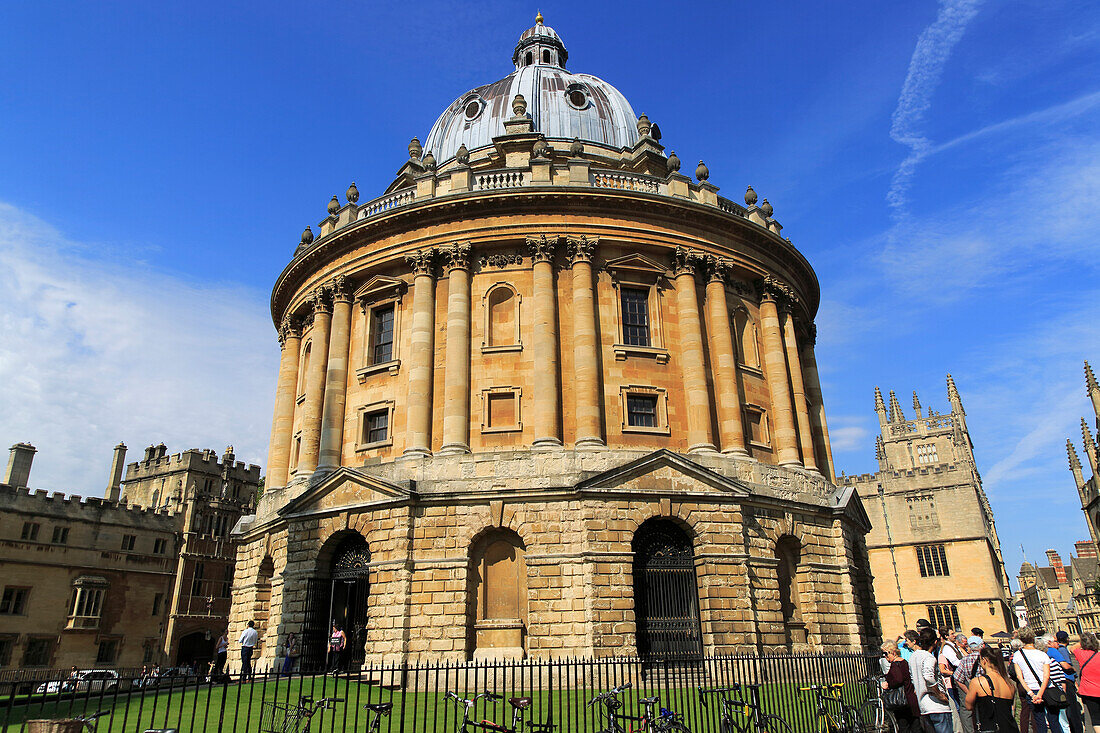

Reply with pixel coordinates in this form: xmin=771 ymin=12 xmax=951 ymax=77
xmin=757 ymin=714 xmax=795 ymax=733
xmin=881 ymin=710 xmax=899 ymax=733
xmin=857 ymin=700 xmax=883 ymax=733
xmin=720 ymin=715 xmax=737 ymax=733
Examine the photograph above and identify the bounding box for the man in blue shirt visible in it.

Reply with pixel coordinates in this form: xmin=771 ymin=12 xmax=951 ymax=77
xmin=1049 ymin=630 xmax=1083 ymax=733
xmin=899 ymin=630 xmax=918 ymax=661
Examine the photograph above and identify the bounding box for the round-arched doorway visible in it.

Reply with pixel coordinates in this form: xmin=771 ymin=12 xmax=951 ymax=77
xmin=175 ymin=630 xmax=214 ymax=670
xmin=632 ymin=519 xmax=702 ymax=659
xmin=303 ymin=534 xmax=371 ymax=671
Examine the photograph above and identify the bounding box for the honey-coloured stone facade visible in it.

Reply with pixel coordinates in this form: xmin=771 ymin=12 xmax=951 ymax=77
xmin=229 ymin=16 xmax=876 ymax=669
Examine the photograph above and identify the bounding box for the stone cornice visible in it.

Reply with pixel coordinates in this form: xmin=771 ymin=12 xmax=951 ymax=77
xmin=272 ymin=188 xmax=820 ymax=325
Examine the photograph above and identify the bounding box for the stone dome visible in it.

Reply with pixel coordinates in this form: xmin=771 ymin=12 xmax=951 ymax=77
xmin=422 ymin=15 xmax=639 ymax=165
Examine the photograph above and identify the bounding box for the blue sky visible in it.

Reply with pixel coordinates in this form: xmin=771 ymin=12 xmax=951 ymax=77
xmin=1 ymin=0 xmax=1099 ymax=589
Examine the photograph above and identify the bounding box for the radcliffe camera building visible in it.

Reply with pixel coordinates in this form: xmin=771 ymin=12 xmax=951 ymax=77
xmin=230 ymin=16 xmax=878 ymax=669
xmin=842 ymin=378 xmax=1015 ymax=635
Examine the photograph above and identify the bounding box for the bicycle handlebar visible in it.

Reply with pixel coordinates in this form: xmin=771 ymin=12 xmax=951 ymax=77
xmin=587 ymin=682 xmax=632 ymax=708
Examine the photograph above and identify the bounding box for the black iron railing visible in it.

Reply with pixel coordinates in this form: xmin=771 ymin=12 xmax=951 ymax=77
xmin=0 ymin=653 xmax=877 ymax=733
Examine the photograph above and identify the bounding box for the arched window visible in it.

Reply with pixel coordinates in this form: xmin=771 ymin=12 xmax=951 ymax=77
xmin=298 ymin=341 xmax=311 ymax=395
xmin=483 ymin=283 xmax=521 ymax=350
xmin=734 ymin=308 xmax=760 ymax=368
xmin=151 ymin=490 xmax=160 ymax=509
xmin=542 ymin=49 xmax=551 ymax=64
xmin=632 ymin=519 xmax=702 ymax=659
xmin=468 ymin=530 xmax=527 ymax=659
xmin=775 ymin=535 xmax=807 ymax=647
xmin=525 ymin=51 xmax=533 ymax=66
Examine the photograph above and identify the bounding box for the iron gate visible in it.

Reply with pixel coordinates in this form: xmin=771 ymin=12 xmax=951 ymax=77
xmin=632 ymin=520 xmax=703 ymax=659
xmin=302 ymin=536 xmax=371 ymax=671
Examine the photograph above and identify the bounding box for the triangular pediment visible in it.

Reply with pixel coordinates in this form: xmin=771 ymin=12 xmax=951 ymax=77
xmin=354 ymin=274 xmax=408 ymax=302
xmin=832 ymin=484 xmax=872 ymax=532
xmin=575 ymin=449 xmax=750 ymax=497
xmin=604 ymin=253 xmax=671 ymax=278
xmin=278 ymin=467 xmax=416 ymax=518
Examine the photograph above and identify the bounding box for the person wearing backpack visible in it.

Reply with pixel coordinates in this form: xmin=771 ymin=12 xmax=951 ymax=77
xmin=912 ymin=626 xmax=954 ymax=733
xmin=1013 ymin=628 xmax=1067 ymax=733
xmin=1070 ymin=632 xmax=1100 ymax=733
xmin=1048 ymin=632 xmax=1082 ymax=733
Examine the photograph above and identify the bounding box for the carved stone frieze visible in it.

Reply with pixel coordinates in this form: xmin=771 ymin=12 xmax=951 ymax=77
xmin=479 ymin=251 xmax=526 ymax=270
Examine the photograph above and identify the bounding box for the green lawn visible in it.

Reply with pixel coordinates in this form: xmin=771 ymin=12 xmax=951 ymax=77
xmin=1 ymin=675 xmax=873 ymax=733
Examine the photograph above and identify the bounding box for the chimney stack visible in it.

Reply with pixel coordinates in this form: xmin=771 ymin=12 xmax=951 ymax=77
xmin=1046 ymin=549 xmax=1068 ymax=584
xmin=3 ymin=443 xmax=36 ymax=488
xmin=105 ymin=442 xmax=127 ymax=502
xmin=1075 ymin=540 xmax=1098 ymax=559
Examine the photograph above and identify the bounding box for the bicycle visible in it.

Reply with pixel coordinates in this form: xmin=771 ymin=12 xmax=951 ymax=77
xmin=75 ymin=710 xmax=107 ymax=732
xmin=259 ymin=695 xmax=344 ymax=733
xmin=800 ymin=683 xmax=865 ymax=733
xmin=854 ymin=676 xmax=897 ymax=733
xmin=588 ymin=682 xmax=692 ymax=733
xmin=444 ymin=690 xmax=535 ymax=733
xmin=361 ymin=701 xmax=394 ymax=733
xmin=700 ymin=683 xmax=793 ymax=733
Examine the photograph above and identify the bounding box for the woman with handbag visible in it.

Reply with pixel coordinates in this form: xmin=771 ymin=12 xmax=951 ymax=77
xmin=1071 ymin=632 xmax=1100 ymax=733
xmin=882 ymin=640 xmax=922 ymax=733
xmin=912 ymin=627 xmax=954 ymax=733
xmin=965 ymin=645 xmax=1019 ymax=733
xmin=1013 ymin=628 xmax=1068 ymax=733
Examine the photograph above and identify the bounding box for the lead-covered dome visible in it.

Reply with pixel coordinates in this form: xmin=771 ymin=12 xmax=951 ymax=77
xmin=423 ymin=15 xmax=639 ymax=165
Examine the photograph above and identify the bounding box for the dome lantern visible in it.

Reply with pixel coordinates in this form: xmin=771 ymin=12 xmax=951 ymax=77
xmin=513 ymin=12 xmax=568 ymax=70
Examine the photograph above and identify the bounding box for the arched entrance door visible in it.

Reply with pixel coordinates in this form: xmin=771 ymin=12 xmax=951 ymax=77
xmin=632 ymin=519 xmax=703 ymax=659
xmin=303 ymin=534 xmax=370 ymax=671
xmin=175 ymin=630 xmax=214 ymax=670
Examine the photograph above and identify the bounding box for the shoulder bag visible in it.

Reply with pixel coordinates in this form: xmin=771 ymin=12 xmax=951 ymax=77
xmin=926 ymin=655 xmax=950 ymax=704
xmin=1020 ymin=650 xmax=1069 ymax=709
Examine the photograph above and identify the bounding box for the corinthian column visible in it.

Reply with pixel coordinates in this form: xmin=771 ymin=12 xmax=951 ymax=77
xmin=782 ymin=307 xmax=819 ymax=474
xmin=673 ymin=247 xmax=717 ymax=453
xmin=568 ymin=235 xmax=604 ymax=449
xmin=801 ymin=325 xmax=836 ymax=481
xmin=757 ymin=278 xmax=801 ymax=467
xmin=527 ymin=235 xmax=562 ymax=449
xmin=297 ymin=287 xmax=332 ymax=476
xmin=404 ymin=249 xmax=437 ymax=458
xmin=318 ymin=276 xmax=353 ymax=472
xmin=266 ymin=317 xmax=301 ymax=488
xmin=703 ymin=257 xmax=747 ymax=456
xmin=440 ymin=243 xmax=472 ymax=455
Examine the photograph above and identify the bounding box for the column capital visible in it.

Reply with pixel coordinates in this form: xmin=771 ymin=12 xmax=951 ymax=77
xmin=526 ymin=234 xmax=560 ymax=265
xmin=278 ymin=317 xmax=302 ymax=346
xmin=329 ymin=274 xmax=352 ymax=303
xmin=703 ymin=254 xmax=733 ymax=284
xmin=672 ymin=246 xmax=704 ymax=278
xmin=406 ymin=248 xmax=438 ymax=277
xmin=566 ymin=234 xmax=598 ymax=265
xmin=804 ymin=322 xmax=817 ymax=347
xmin=310 ymin=285 xmax=333 ymax=315
xmin=758 ymin=275 xmax=796 ymax=306
xmin=440 ymin=242 xmax=472 ymax=274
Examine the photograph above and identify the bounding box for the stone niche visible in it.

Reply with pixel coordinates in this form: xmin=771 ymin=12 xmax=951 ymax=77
xmin=470 ymin=529 xmax=528 ymax=660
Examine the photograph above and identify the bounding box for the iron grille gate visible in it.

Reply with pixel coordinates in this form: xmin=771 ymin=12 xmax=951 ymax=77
xmin=633 ymin=522 xmax=703 ymax=659
xmin=302 ymin=538 xmax=371 ymax=671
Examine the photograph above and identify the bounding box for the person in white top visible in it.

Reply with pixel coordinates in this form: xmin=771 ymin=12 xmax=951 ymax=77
xmin=238 ymin=620 xmax=259 ymax=681
xmin=1012 ymin=627 xmax=1065 ymax=733
xmin=939 ymin=629 xmax=972 ymax=733
xmin=911 ymin=627 xmax=953 ymax=733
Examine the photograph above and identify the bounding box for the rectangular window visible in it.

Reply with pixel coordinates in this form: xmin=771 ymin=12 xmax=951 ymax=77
xmin=20 ymin=522 xmax=39 ymax=541
xmin=916 ymin=544 xmax=950 ymax=577
xmin=620 ymin=287 xmax=650 ymax=346
xmin=363 ymin=410 xmax=389 ymax=444
xmin=69 ymin=587 xmax=104 ymax=628
xmin=927 ymin=604 xmax=961 ymax=631
xmin=143 ymin=643 xmax=155 ymax=664
xmin=221 ymin=564 xmax=234 ymax=599
xmin=191 ymin=562 xmax=205 ymax=596
xmin=626 ymin=394 xmax=659 ymax=428
xmin=0 ymin=587 xmax=29 ymax=615
xmin=370 ymin=305 xmax=395 ymax=364
xmin=151 ymin=593 xmax=163 ymax=616
xmin=0 ymin=637 xmax=13 ymax=667
xmin=745 ymin=408 xmax=770 ymax=446
xmin=121 ymin=534 xmax=136 ymax=551
xmin=95 ymin=640 xmax=119 ymax=665
xmin=51 ymin=526 xmax=69 ymax=544
xmin=22 ymin=638 xmax=52 ymax=667
xmin=153 ymin=538 xmax=167 ymax=555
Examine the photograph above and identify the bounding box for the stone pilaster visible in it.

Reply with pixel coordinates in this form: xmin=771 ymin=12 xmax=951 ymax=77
xmin=317 ymin=275 xmax=353 ymax=472
xmin=297 ymin=287 xmax=332 ymax=476
xmin=782 ymin=308 xmax=819 ymax=474
xmin=703 ymin=257 xmax=748 ymax=456
xmin=757 ymin=278 xmax=801 ymax=467
xmin=801 ymin=325 xmax=836 ymax=482
xmin=672 ymin=247 xmax=717 ymax=453
xmin=567 ymin=235 xmax=604 ymax=449
xmin=440 ymin=243 xmax=472 ymax=455
xmin=404 ymin=249 xmax=437 ymax=458
xmin=527 ymin=235 xmax=563 ymax=449
xmin=266 ymin=317 xmax=301 ymax=488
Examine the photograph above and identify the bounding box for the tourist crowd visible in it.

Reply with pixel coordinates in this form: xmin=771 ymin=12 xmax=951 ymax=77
xmin=880 ymin=622 xmax=1100 ymax=733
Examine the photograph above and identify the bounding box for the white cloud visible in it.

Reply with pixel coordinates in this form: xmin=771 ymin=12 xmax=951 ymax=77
xmin=887 ymin=0 xmax=984 ymax=218
xmin=0 ymin=203 xmax=277 ymax=494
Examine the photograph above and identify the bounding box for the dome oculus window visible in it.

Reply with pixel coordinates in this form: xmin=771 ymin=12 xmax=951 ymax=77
xmin=565 ymin=85 xmax=589 ymax=110
xmin=462 ymin=96 xmax=485 ymax=121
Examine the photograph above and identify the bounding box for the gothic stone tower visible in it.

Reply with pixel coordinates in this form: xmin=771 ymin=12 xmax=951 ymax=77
xmin=841 ymin=377 xmax=1014 ymax=634
xmin=229 ymin=15 xmax=878 ymax=669
xmin=1067 ymin=361 xmax=1100 ymax=550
